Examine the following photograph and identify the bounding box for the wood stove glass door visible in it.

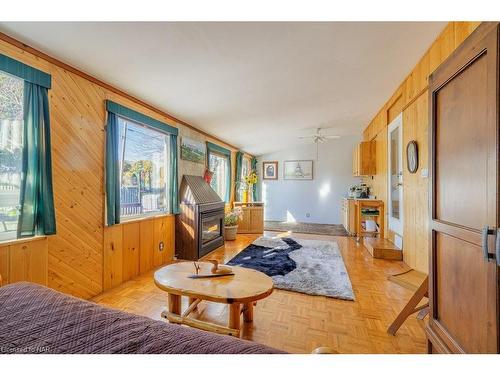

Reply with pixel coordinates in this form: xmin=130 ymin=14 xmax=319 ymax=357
xmin=201 ymin=214 xmax=222 ymax=244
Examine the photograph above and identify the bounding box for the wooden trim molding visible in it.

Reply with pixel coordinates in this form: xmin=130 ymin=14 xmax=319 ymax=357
xmin=0 ymin=32 xmax=243 ymax=154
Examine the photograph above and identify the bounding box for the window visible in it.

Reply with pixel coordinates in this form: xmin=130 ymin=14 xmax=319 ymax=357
xmin=0 ymin=71 xmax=24 ymax=241
xmin=209 ymin=151 xmax=229 ymax=201
xmin=241 ymin=156 xmax=251 ymax=181
xmin=118 ymin=116 xmax=171 ymax=219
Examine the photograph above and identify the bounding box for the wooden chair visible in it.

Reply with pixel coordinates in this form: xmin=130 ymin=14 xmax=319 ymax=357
xmin=387 ymin=269 xmax=429 ymax=335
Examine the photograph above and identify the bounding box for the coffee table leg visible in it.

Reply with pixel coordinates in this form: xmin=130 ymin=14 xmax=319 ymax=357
xmin=188 ymin=297 xmax=198 ymax=311
xmin=228 ymin=303 xmax=241 ymax=331
xmin=168 ymin=293 xmax=181 ymax=316
xmin=243 ymin=302 xmax=254 ymax=322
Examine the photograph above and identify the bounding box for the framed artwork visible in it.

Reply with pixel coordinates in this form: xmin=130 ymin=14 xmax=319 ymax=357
xmin=283 ymin=160 xmax=313 ymax=180
xmin=262 ymin=161 xmax=278 ymax=180
xmin=180 ymin=137 xmax=206 ymax=164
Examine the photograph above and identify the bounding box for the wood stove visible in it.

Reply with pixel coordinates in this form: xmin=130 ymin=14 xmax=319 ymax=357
xmin=176 ymin=175 xmax=225 ymax=260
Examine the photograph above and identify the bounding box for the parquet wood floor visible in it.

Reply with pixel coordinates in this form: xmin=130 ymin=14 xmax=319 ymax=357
xmin=91 ymin=232 xmax=427 ymax=353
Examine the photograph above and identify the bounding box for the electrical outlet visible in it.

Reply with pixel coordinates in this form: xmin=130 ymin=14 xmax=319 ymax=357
xmin=159 ymin=241 xmax=164 ymax=252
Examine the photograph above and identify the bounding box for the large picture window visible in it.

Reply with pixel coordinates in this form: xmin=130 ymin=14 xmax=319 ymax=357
xmin=118 ymin=117 xmax=171 ymax=219
xmin=209 ymin=151 xmax=229 ymax=201
xmin=207 ymin=142 xmax=231 ymax=203
xmin=0 ymin=54 xmax=55 ymax=241
xmin=105 ymin=100 xmax=179 ymax=226
xmin=241 ymin=156 xmax=251 ymax=181
xmin=0 ymin=71 xmax=23 ymax=241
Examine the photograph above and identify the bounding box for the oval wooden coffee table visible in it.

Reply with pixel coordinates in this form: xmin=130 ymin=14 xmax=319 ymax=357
xmin=154 ymin=262 xmax=274 ymax=336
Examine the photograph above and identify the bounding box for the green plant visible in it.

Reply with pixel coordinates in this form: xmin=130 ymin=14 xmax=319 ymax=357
xmin=224 ymin=207 xmax=243 ymax=227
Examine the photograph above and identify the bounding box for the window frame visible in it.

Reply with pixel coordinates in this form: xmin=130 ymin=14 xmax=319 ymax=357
xmin=0 ymin=70 xmax=25 ymax=242
xmin=206 ymin=142 xmax=232 ymax=203
xmin=116 ymin=115 xmax=172 ymax=222
xmin=208 ymin=150 xmax=230 ymax=202
xmin=105 ymin=100 xmax=179 ymax=225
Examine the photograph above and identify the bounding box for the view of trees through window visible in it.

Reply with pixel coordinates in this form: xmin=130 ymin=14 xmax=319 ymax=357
xmin=118 ymin=117 xmax=170 ymax=219
xmin=209 ymin=152 xmax=228 ymax=201
xmin=0 ymin=70 xmax=24 ymax=241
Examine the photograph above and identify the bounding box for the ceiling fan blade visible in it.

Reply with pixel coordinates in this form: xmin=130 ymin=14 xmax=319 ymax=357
xmin=323 ymin=135 xmax=341 ymax=139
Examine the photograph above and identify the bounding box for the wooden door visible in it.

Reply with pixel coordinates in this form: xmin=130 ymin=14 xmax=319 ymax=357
xmin=427 ymin=23 xmax=499 ymax=354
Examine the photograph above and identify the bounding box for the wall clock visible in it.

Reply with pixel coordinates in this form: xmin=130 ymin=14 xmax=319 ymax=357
xmin=406 ymin=140 xmax=419 ymax=173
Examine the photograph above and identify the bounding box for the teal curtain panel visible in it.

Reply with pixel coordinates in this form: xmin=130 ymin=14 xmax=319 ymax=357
xmin=235 ymin=151 xmax=243 ymax=201
xmin=0 ymin=53 xmax=51 ymax=88
xmin=105 ymin=100 xmax=178 ymax=136
xmin=169 ymin=134 xmax=180 ymax=214
xmin=17 ymin=81 xmax=56 ymax=237
xmin=105 ymin=111 xmax=121 ymax=226
xmin=207 ymin=142 xmax=232 ymax=202
xmin=251 ymin=157 xmax=258 ymax=202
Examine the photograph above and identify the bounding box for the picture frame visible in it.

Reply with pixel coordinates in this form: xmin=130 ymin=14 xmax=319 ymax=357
xmin=283 ymin=160 xmax=313 ymax=180
xmin=262 ymin=161 xmax=279 ymax=180
xmin=180 ymin=137 xmax=206 ymax=164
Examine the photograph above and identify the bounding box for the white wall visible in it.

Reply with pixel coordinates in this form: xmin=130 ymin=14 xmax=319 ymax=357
xmin=257 ymin=136 xmax=361 ymax=224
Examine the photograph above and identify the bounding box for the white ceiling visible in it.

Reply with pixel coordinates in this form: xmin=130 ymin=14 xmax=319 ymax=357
xmin=0 ymin=22 xmax=446 ymax=155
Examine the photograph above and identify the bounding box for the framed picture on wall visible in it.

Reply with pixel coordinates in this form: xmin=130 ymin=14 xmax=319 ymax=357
xmin=180 ymin=137 xmax=206 ymax=164
xmin=283 ymin=160 xmax=313 ymax=180
xmin=262 ymin=161 xmax=278 ymax=180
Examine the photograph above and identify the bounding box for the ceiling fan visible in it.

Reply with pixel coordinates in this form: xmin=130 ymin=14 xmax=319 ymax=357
xmin=299 ymin=128 xmax=341 ymax=160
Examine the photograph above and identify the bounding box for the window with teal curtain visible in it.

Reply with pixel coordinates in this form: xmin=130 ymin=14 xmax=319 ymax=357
xmin=105 ymin=100 xmax=179 ymax=225
xmin=251 ymin=157 xmax=258 ymax=202
xmin=0 ymin=53 xmax=55 ymax=239
xmin=207 ymin=142 xmax=231 ymax=202
xmin=235 ymin=151 xmax=243 ymax=202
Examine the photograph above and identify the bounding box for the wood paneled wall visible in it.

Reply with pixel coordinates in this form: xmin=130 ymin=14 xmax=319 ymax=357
xmin=103 ymin=216 xmax=175 ymax=290
xmin=361 ymin=22 xmax=481 ymax=272
xmin=0 ymin=238 xmax=48 ymax=286
xmin=0 ymin=35 xmax=239 ymax=298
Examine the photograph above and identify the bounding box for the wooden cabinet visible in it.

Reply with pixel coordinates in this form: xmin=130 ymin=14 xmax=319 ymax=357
xmin=352 ymin=141 xmax=376 ymax=176
xmin=234 ymin=202 xmax=264 ymax=234
xmin=341 ymin=198 xmax=356 ymax=235
xmin=427 ymin=23 xmax=499 ymax=354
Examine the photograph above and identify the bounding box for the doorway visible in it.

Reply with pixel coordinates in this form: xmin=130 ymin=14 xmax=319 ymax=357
xmin=387 ymin=113 xmax=403 ymax=236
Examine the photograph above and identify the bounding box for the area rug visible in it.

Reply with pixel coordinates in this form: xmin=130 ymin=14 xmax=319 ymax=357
xmin=226 ymin=236 xmax=355 ymax=300
xmin=264 ymin=221 xmax=348 ymax=236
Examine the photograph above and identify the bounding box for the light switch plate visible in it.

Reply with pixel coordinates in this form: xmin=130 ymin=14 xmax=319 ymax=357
xmin=421 ymin=168 xmax=429 ymax=178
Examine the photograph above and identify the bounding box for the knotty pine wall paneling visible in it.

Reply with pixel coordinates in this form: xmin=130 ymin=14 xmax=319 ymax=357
xmin=360 ymin=22 xmax=481 ymax=272
xmin=0 ymin=245 xmax=9 ymax=285
xmin=0 ymin=34 xmax=240 ymax=298
xmin=139 ymin=220 xmax=154 ymax=274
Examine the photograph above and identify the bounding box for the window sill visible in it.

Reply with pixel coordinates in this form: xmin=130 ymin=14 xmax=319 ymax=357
xmin=0 ymin=235 xmax=47 ymax=247
xmin=114 ymin=212 xmax=176 ymax=225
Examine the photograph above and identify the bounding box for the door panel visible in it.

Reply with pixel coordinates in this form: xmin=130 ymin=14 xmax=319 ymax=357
xmin=428 ymin=22 xmax=499 ymax=354
xmin=435 ymin=54 xmax=489 ymax=230
xmin=435 ymin=232 xmax=496 ymax=352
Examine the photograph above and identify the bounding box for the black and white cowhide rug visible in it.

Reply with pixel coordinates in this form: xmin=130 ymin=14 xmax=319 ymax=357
xmin=226 ymin=236 xmax=355 ymax=300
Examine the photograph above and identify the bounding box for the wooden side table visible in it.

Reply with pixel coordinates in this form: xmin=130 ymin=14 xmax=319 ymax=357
xmin=354 ymin=199 xmax=384 ymax=241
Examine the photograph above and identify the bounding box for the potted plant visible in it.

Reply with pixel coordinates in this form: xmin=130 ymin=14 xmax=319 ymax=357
xmin=224 ymin=207 xmax=243 ymax=240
